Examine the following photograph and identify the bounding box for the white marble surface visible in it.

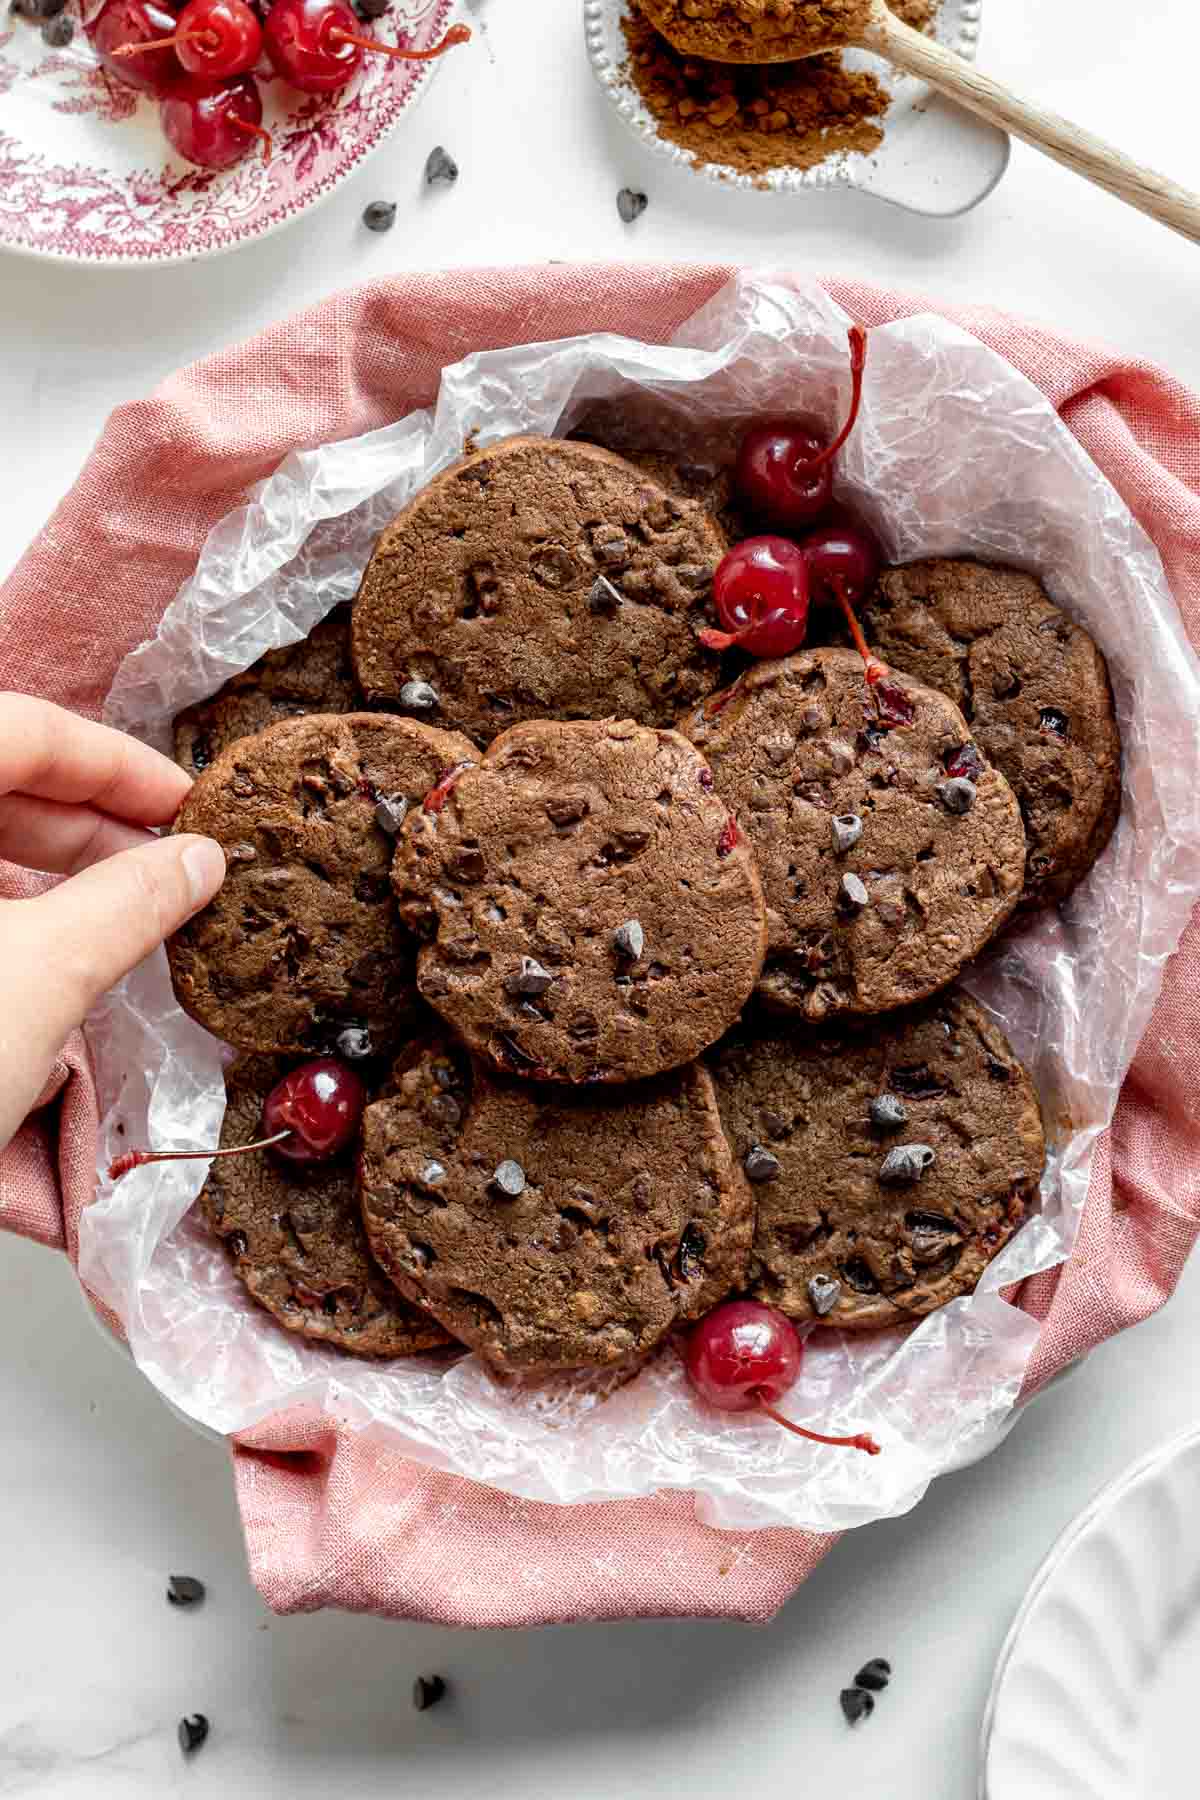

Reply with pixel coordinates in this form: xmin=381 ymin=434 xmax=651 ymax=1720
xmin=3 ymin=0 xmax=1200 ymax=1793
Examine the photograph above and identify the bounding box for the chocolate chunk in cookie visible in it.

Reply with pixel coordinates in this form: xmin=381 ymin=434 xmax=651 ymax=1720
xmin=393 ymin=718 xmax=767 ymax=1083
xmin=857 ymin=560 xmax=1121 ymax=908
xmin=708 ymin=990 xmax=1045 ymax=1329
xmin=173 ymin=607 xmax=362 ymax=778
xmin=201 ymin=1055 xmax=455 ymax=1358
xmin=359 ymin=1040 xmax=753 ymax=1371
xmin=683 ymin=648 xmax=1026 ymax=1020
xmin=168 ymin=712 xmax=476 ymax=1055
xmin=350 ymin=436 xmax=729 ymax=745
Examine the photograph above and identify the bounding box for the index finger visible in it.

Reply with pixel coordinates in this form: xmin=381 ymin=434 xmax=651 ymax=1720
xmin=0 ymin=692 xmax=191 ymax=826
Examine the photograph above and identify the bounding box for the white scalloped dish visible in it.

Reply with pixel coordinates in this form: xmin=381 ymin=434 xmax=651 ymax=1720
xmin=983 ymin=1424 xmax=1200 ymax=1799
xmin=584 ymin=0 xmax=1009 ymax=216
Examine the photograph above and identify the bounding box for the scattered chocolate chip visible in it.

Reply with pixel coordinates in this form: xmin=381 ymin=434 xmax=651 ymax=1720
xmin=1039 ymin=706 xmax=1070 ymax=740
xmin=588 ymin=574 xmax=622 ymax=614
xmin=807 ymin=1274 xmax=841 ymax=1316
xmin=362 ymin=200 xmax=396 ymax=233
xmin=843 ymin=1257 xmax=879 ymax=1294
xmin=987 ymin=1058 xmax=1012 ymax=1082
xmin=421 ymin=1160 xmax=446 ymax=1186
xmin=229 ymin=841 xmax=257 ymax=863
xmin=831 ymin=813 xmax=863 ymax=854
xmin=937 ymin=776 xmax=976 ymax=815
xmin=612 ymin=919 xmax=645 ymax=962
xmin=491 ymin=1159 xmax=526 ymax=1199
xmin=41 ymin=10 xmax=73 ymax=41
xmin=399 ymin=679 xmax=439 ymax=712
xmin=879 ymin=1143 xmax=936 ymax=1185
xmin=336 ymin=1026 xmax=373 ymax=1061
xmin=743 ymin=1145 xmax=781 ymax=1184
xmin=839 ymin=872 xmax=869 ymax=912
xmin=616 ymin=187 xmax=648 ymax=223
xmin=592 ymin=525 xmax=630 ymax=567
xmin=505 ymin=956 xmax=554 ymax=998
xmin=868 ymin=1093 xmax=908 ymax=1133
xmin=425 ymin=146 xmax=459 ymax=187
xmin=908 ymin=1212 xmax=960 ymax=1262
xmin=854 ymin=1659 xmax=892 ymax=1692
xmin=167 ymin=1575 xmax=205 ymax=1609
xmin=677 ymin=1222 xmax=706 ymax=1281
xmin=413 ymin=1675 xmax=447 ymax=1712
xmin=178 ymin=1715 xmax=209 ymax=1755
xmin=531 ymin=547 xmax=577 ymax=589
xmin=890 ymin=1063 xmax=947 ymax=1099
xmin=840 ymin=1687 xmax=874 ymax=1726
xmin=374 ymin=793 xmax=409 ymax=835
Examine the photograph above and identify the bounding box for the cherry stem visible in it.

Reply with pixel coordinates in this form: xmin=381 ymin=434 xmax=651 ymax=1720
xmin=230 ymin=115 xmax=273 ymax=161
xmin=830 ymin=575 xmax=886 ymax=684
xmin=757 ymin=1400 xmax=880 ymax=1456
xmin=698 ymin=585 xmax=772 ymax=653
xmin=112 ymin=26 xmax=217 ymax=52
xmin=109 ymin=1130 xmax=291 ymax=1182
xmin=792 ymin=324 xmax=868 ymax=479
xmin=327 ymin=19 xmax=471 ymax=61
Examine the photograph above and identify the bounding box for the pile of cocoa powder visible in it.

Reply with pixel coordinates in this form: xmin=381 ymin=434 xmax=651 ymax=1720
xmin=637 ymin=0 xmax=875 ymax=62
xmin=622 ymin=0 xmax=937 ymax=183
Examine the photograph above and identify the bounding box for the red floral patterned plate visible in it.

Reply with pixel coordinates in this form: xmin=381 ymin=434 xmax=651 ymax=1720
xmin=0 ymin=0 xmax=458 ymax=264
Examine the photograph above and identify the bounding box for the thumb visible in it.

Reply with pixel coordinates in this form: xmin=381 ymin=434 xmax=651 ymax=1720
xmin=0 ymin=833 xmax=225 ymax=1146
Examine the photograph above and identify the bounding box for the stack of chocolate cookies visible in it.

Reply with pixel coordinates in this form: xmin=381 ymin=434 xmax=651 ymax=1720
xmin=167 ymin=433 xmax=1121 ymax=1375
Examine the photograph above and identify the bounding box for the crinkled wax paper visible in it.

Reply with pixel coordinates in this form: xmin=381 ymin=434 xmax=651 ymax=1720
xmin=89 ymin=273 xmax=1200 ymax=1532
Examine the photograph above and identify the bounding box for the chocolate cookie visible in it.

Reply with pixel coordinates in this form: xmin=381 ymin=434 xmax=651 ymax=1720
xmin=201 ymin=1055 xmax=455 ymax=1358
xmin=173 ymin=607 xmax=361 ymax=779
xmin=350 ymin=435 xmax=729 ymax=745
xmin=359 ymin=1039 xmax=753 ymax=1371
xmin=708 ymin=990 xmax=1045 ymax=1329
xmin=857 ymin=560 xmax=1122 ymax=908
xmin=393 ymin=719 xmax=767 ymax=1084
xmin=683 ymin=647 xmax=1026 ymax=1019
xmin=168 ymin=712 xmax=476 ymax=1055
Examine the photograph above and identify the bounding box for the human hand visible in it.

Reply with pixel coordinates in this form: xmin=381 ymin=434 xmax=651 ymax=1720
xmin=0 ymin=693 xmax=226 ymax=1152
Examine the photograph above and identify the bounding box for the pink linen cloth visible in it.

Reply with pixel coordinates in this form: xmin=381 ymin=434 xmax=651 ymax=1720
xmin=2 ymin=265 xmax=1199 ymax=1629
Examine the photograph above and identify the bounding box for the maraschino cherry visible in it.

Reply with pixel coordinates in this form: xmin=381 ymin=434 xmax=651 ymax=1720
xmin=797 ymin=516 xmax=888 ymax=685
xmin=735 ymin=326 xmax=868 ymax=532
xmin=109 ymin=1057 xmax=366 ymax=1180
xmin=112 ymin=0 xmax=262 ymax=78
xmin=700 ymin=535 xmax=810 ymax=658
xmin=160 ymin=75 xmax=271 ymax=169
xmin=90 ymin=0 xmax=185 ymax=96
xmin=684 ymin=1300 xmax=880 ymax=1454
xmin=263 ymin=2 xmax=469 ymax=97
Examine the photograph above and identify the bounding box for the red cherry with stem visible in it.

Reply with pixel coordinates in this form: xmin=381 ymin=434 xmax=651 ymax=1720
xmin=263 ymin=0 xmax=469 ymax=97
xmin=108 ymin=1057 xmax=366 ymax=1180
xmin=684 ymin=1300 xmax=880 ymax=1455
xmin=160 ymin=76 xmax=272 ymax=169
xmin=734 ymin=326 xmax=868 ymax=532
xmin=699 ymin=535 xmax=810 ymax=659
xmin=798 ymin=517 xmax=887 ymax=684
xmin=90 ymin=0 xmax=186 ymax=96
xmin=112 ymin=0 xmax=262 ymax=78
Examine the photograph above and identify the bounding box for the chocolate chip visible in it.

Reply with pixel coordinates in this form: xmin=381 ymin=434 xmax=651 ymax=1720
xmin=868 ymin=1093 xmax=908 ymax=1132
xmin=1039 ymin=706 xmax=1070 ymax=740
xmin=879 ymin=1143 xmax=936 ymax=1185
xmin=743 ymin=1145 xmax=781 ymax=1184
xmin=545 ymin=793 xmax=589 ymax=826
xmin=424 ymin=146 xmax=459 ymax=187
xmin=531 ymin=546 xmax=578 ymax=589
xmin=226 ymin=1230 xmax=248 ymax=1257
xmin=840 ymin=1688 xmax=874 ymax=1726
xmin=677 ymin=1222 xmax=706 ymax=1281
xmin=421 ymin=1160 xmax=446 ymax=1186
xmin=190 ymin=735 xmax=214 ymax=771
xmin=229 ymin=841 xmax=257 ymax=863
xmin=592 ymin=525 xmax=630 ymax=568
xmin=178 ymin=1715 xmax=209 ymax=1754
xmin=399 ymin=679 xmax=439 ymax=713
xmin=374 ymin=793 xmax=409 ymax=835
xmin=839 ymin=873 xmax=869 ymax=912
xmin=336 ymin=1026 xmax=373 ymax=1061
xmin=937 ymin=777 xmax=976 ymax=815
xmin=505 ymin=956 xmax=554 ymax=998
xmin=807 ymin=1274 xmax=841 ymax=1316
xmin=491 ymin=1159 xmax=526 ymax=1198
xmin=854 ymin=1659 xmax=891 ymax=1692
xmin=616 ymin=187 xmax=648 ymax=223
xmin=413 ymin=1675 xmax=447 ymax=1712
xmin=987 ymin=1058 xmax=1012 ymax=1082
xmin=230 ymin=773 xmax=254 ymax=798
xmin=831 ymin=813 xmax=863 ymax=854
xmin=843 ymin=1257 xmax=879 ymax=1294
xmin=588 ymin=574 xmax=622 ymax=614
xmin=613 ymin=919 xmax=645 ymax=962
xmin=167 ymin=1575 xmax=205 ymax=1608
xmin=428 ymin=1094 xmax=462 ymax=1127
xmin=908 ymin=1212 xmax=960 ymax=1263
xmin=362 ymin=201 xmax=397 ymax=233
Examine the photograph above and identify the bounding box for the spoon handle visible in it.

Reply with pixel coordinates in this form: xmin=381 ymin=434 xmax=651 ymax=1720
xmin=863 ymin=9 xmax=1200 ymax=245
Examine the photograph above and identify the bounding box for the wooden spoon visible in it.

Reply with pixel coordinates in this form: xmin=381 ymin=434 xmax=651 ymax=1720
xmin=640 ymin=0 xmax=1200 ymax=244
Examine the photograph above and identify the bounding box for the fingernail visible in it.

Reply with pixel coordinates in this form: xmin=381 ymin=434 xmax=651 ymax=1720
xmin=180 ymin=836 xmax=226 ymax=912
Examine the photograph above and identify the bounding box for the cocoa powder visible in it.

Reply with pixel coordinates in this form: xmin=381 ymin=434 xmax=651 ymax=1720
xmin=639 ymin=0 xmax=874 ymax=62
xmin=623 ymin=1 xmax=936 ymax=182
